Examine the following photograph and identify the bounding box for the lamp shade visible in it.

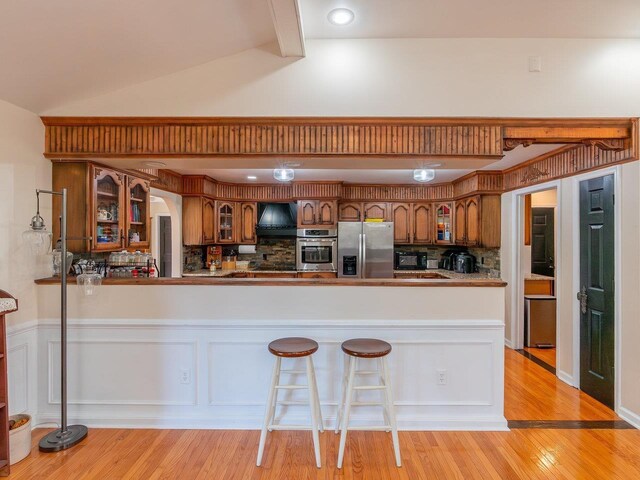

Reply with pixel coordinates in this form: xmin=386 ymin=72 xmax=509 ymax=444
xmin=77 ymin=261 xmax=102 ymax=296
xmin=22 ymin=228 xmax=52 ymax=255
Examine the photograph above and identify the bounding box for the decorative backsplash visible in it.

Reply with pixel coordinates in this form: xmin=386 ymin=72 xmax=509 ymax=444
xmin=394 ymin=245 xmax=501 ymax=274
xmin=238 ymin=238 xmax=296 ymax=270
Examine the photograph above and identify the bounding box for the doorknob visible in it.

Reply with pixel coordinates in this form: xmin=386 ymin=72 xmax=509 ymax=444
xmin=576 ymin=286 xmax=588 ymax=314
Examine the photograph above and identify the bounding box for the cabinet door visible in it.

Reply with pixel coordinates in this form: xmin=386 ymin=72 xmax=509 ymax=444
xmin=92 ymin=166 xmax=125 ymax=252
xmin=455 ymin=201 xmax=467 ymax=245
xmin=434 ymin=202 xmax=453 ymax=244
xmin=126 ymin=177 xmax=151 ymax=249
xmin=202 ymin=198 xmax=216 ymax=244
xmin=465 ymin=197 xmax=480 ymax=246
xmin=298 ymin=200 xmax=317 ymax=227
xmin=363 ymin=202 xmax=389 ymax=221
xmin=317 ymin=201 xmax=337 ymax=226
xmin=338 ymin=202 xmax=362 ymax=222
xmin=216 ymin=201 xmax=236 ymax=243
xmin=239 ymin=202 xmax=257 ymax=244
xmin=392 ymin=203 xmax=412 ymax=244
xmin=412 ymin=203 xmax=433 ymax=244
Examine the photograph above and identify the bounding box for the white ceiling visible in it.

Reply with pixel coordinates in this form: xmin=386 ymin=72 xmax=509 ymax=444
xmin=301 ymin=0 xmax=640 ymax=39
xmin=100 ymin=144 xmax=564 ymax=184
xmin=0 ymin=0 xmax=276 ymax=113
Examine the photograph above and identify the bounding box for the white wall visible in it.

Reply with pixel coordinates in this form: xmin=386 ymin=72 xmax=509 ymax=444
xmin=0 ymin=99 xmax=50 ymax=326
xmin=43 ymin=38 xmax=640 ymax=117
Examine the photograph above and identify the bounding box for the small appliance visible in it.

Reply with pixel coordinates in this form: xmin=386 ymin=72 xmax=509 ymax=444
xmin=395 ymin=251 xmax=428 ymax=270
xmin=454 ymin=252 xmax=477 ymax=274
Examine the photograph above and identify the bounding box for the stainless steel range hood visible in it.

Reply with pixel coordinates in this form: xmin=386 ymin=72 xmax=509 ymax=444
xmin=256 ymin=202 xmax=297 ymax=237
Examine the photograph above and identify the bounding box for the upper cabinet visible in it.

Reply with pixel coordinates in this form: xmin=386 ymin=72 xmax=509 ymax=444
xmin=391 ymin=202 xmax=433 ymax=245
xmin=126 ymin=177 xmax=151 ymax=249
xmin=297 ymin=200 xmax=337 ymax=228
xmin=455 ymin=195 xmax=500 ymax=248
xmin=92 ymin=166 xmax=125 ymax=251
xmin=52 ymin=162 xmax=152 ymax=253
xmin=434 ymin=202 xmax=453 ymax=245
xmin=182 ymin=197 xmax=216 ymax=245
xmin=338 ymin=202 xmax=362 ymax=222
xmin=239 ymin=202 xmax=257 ymax=244
xmin=216 ymin=201 xmax=237 ymax=244
xmin=363 ymin=202 xmax=390 ymax=221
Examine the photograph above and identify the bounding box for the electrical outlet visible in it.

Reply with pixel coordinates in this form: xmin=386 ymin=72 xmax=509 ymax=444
xmin=437 ymin=369 xmax=447 ymax=386
xmin=180 ymin=368 xmax=191 ymax=384
xmin=528 ymin=55 xmax=542 ymax=72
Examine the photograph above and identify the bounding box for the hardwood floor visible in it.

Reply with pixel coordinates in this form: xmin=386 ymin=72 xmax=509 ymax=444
xmin=523 ymin=346 xmax=556 ymax=369
xmin=9 ymin=348 xmax=639 ymax=479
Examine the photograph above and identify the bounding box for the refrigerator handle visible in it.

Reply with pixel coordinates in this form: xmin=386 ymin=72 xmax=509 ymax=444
xmin=358 ymin=233 xmax=363 ymax=279
xmin=361 ymin=233 xmax=366 ymax=279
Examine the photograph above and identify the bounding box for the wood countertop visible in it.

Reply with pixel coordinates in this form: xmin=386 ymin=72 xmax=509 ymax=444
xmin=34 ymin=276 xmax=506 ymax=287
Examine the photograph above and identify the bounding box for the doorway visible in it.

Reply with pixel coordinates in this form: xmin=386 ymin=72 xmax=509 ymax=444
xmin=159 ymin=216 xmax=172 ymax=277
xmin=522 ymin=189 xmax=558 ymax=370
xmin=578 ymin=175 xmax=616 ymax=409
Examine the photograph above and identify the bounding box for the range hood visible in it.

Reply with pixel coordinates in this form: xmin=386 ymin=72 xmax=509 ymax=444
xmin=256 ymin=202 xmax=297 ymax=237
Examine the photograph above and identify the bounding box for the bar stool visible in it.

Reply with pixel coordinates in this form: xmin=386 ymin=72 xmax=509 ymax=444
xmin=256 ymin=337 xmax=323 ymax=468
xmin=335 ymin=338 xmax=401 ymax=468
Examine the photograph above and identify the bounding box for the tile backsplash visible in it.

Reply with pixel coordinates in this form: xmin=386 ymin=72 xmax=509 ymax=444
xmin=394 ymin=245 xmax=500 ymax=274
xmin=237 ymin=237 xmax=296 ymax=270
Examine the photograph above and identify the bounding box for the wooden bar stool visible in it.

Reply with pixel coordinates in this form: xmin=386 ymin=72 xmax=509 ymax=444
xmin=256 ymin=337 xmax=324 ymax=468
xmin=335 ymin=338 xmax=401 ymax=468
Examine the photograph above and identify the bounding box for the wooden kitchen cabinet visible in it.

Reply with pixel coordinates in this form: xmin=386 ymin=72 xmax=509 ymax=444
xmin=297 ymin=200 xmax=337 ymax=228
xmin=392 ymin=203 xmax=412 ymax=244
xmin=125 ymin=177 xmax=151 ymax=250
xmin=216 ymin=201 xmax=237 ymax=243
xmin=238 ymin=202 xmax=257 ymax=244
xmin=363 ymin=202 xmax=390 ymax=221
xmin=338 ymin=202 xmax=362 ymax=222
xmin=253 ymin=272 xmax=298 ymax=278
xmin=412 ymin=203 xmax=433 ymax=244
xmin=454 ymin=195 xmax=501 ymax=247
xmin=52 ymin=161 xmax=152 ymax=253
xmin=297 ymin=272 xmax=337 ymax=279
xmin=434 ymin=202 xmax=454 ymax=244
xmin=182 ymin=197 xmax=216 ymax=245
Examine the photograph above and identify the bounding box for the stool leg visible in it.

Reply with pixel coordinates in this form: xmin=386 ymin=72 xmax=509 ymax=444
xmin=382 ymin=356 xmax=401 ymax=467
xmin=337 ymin=356 xmax=356 ymax=469
xmin=257 ymin=356 xmax=281 ymax=467
xmin=378 ymin=358 xmax=391 ymax=432
xmin=306 ymin=356 xmax=322 ymax=468
xmin=309 ymin=357 xmax=324 ymax=432
xmin=334 ymin=354 xmax=350 ymax=434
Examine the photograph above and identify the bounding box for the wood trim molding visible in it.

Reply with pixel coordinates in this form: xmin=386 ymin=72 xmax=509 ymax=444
xmin=42 ymin=120 xmax=503 ymax=158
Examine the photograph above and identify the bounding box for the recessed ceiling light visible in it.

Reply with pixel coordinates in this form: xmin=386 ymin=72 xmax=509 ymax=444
xmin=328 ymin=8 xmax=355 ymax=26
xmin=413 ymin=169 xmax=436 ymax=183
xmin=273 ymin=168 xmax=294 ymax=182
xmin=247 ymin=175 xmax=257 ymax=180
xmin=143 ymin=161 xmax=166 ymax=168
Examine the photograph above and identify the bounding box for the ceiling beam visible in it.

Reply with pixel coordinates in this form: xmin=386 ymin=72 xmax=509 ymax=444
xmin=267 ymin=0 xmax=305 ymax=57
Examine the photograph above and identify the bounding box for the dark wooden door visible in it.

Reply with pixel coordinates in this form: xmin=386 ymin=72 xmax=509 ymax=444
xmin=579 ymin=175 xmax=615 ymax=409
xmin=531 ymin=207 xmax=555 ymax=277
xmin=159 ymin=215 xmax=172 ymax=278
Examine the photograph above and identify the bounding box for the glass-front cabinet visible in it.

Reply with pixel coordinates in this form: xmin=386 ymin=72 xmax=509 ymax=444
xmin=92 ymin=166 xmax=125 ymax=251
xmin=126 ymin=178 xmax=151 ymax=249
xmin=216 ymin=201 xmax=237 ymax=243
xmin=435 ymin=202 xmax=453 ymax=244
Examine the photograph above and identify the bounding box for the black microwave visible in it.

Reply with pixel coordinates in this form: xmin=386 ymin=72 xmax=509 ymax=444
xmin=395 ymin=251 xmax=428 ymax=270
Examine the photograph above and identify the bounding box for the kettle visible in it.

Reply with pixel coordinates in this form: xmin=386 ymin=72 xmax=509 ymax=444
xmin=454 ymin=253 xmax=477 ymax=274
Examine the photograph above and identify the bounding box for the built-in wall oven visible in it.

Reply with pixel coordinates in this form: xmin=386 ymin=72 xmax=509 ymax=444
xmin=296 ymin=229 xmax=337 ymax=272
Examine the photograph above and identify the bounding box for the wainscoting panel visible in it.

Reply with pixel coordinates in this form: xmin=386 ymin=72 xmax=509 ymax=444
xmin=32 ymin=320 xmax=506 ymax=431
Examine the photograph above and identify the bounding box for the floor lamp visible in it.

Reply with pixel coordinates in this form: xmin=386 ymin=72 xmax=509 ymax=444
xmin=23 ymin=188 xmax=89 ymax=452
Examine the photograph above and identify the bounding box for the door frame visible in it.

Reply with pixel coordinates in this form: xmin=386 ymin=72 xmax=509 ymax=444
xmin=570 ymin=166 xmax=622 ymax=412
xmin=512 ymin=181 xmax=562 ymax=356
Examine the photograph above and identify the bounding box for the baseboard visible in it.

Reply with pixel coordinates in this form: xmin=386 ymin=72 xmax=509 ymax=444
xmin=504 ymin=338 xmax=514 ymax=349
xmin=618 ymin=406 xmax=640 ymax=429
xmin=557 ymin=370 xmax=577 ymax=387
xmin=36 ymin=413 xmax=509 ymax=432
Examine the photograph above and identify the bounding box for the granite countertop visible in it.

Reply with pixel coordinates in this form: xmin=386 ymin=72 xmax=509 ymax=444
xmin=182 ymin=269 xmax=298 ymax=277
xmin=394 ymin=269 xmax=501 ymax=280
xmin=525 ymin=273 xmax=555 ymax=281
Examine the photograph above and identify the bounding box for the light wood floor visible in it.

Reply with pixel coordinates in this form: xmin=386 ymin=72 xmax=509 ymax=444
xmin=523 ymin=346 xmax=556 ymax=369
xmin=10 ymin=349 xmax=639 ymax=479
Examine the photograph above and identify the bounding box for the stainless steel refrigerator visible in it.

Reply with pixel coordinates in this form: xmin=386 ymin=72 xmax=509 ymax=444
xmin=337 ymin=222 xmax=394 ymax=278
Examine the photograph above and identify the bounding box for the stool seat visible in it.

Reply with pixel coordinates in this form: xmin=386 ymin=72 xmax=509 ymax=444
xmin=341 ymin=338 xmax=392 ymax=358
xmin=268 ymin=337 xmax=319 ymax=358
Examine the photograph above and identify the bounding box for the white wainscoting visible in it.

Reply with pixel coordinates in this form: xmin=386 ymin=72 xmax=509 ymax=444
xmin=32 ymin=319 xmax=507 ymax=431
xmin=6 ymin=321 xmax=38 ymax=420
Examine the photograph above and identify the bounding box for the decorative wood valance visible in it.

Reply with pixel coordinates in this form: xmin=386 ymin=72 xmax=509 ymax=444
xmin=41 ymin=118 xmax=504 ymax=158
